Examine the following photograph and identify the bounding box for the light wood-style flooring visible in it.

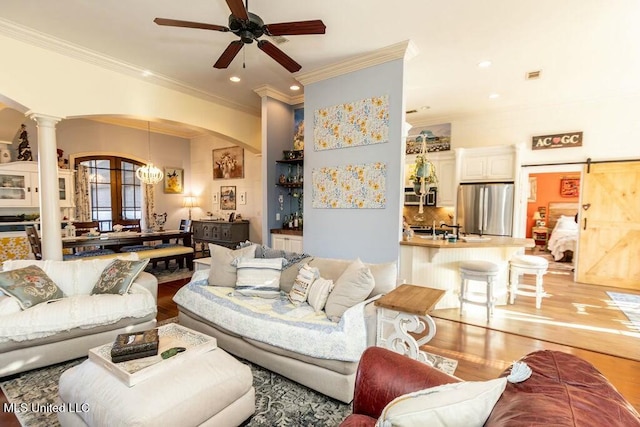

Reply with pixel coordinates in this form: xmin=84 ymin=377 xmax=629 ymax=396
xmin=1 ymin=271 xmax=638 ymax=426
xmin=424 ymin=267 xmax=640 ymax=411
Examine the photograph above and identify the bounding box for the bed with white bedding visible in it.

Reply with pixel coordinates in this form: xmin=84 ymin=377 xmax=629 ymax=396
xmin=547 ymin=214 xmax=579 ymax=261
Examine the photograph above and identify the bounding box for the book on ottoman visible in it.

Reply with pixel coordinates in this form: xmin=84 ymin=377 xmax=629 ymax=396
xmin=111 ymin=349 xmax=159 ymax=363
xmin=89 ymin=324 xmax=218 ymax=386
xmin=111 ymin=329 xmax=159 ymax=362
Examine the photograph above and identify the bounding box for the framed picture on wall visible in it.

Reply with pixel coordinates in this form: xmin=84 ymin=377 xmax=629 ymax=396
xmin=560 ymin=178 xmax=580 ymax=197
xmin=163 ymin=167 xmax=184 ymax=194
xmin=220 ymin=185 xmax=236 ymax=210
xmin=213 ymin=147 xmax=244 ymax=179
xmin=528 ymin=177 xmax=537 ymax=202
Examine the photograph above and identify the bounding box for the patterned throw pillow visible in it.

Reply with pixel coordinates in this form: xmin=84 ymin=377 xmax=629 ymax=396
xmin=91 ymin=259 xmax=149 ymax=295
xmin=0 ymin=265 xmax=64 ymax=309
xmin=235 ymin=257 xmax=286 ymax=298
xmin=288 ymin=263 xmax=320 ymax=305
xmin=306 ymin=277 xmax=334 ymax=312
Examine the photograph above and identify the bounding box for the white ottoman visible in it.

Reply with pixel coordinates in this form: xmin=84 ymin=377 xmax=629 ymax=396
xmin=57 ymin=348 xmax=255 ymax=427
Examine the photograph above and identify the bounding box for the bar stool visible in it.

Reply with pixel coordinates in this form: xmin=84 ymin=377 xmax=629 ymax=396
xmin=509 ymin=255 xmax=549 ymax=309
xmin=459 ymin=260 xmax=501 ymax=321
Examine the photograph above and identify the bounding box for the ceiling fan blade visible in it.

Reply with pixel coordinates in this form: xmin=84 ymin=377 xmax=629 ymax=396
xmin=257 ymin=40 xmax=302 ymax=73
xmin=154 ymin=18 xmax=229 ymax=32
xmin=265 ymin=20 xmax=326 ymax=36
xmin=213 ymin=40 xmax=244 ymax=69
xmin=226 ymin=0 xmax=249 ymax=20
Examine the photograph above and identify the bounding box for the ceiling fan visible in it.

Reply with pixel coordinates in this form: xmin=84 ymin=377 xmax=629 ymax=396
xmin=154 ymin=0 xmax=326 ymax=73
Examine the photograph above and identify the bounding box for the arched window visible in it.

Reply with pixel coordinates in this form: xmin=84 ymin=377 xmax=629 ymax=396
xmin=74 ymin=155 xmax=143 ymax=231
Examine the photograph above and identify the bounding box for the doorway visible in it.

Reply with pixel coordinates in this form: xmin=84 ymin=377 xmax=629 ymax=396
xmin=518 ymin=164 xmax=582 ymax=277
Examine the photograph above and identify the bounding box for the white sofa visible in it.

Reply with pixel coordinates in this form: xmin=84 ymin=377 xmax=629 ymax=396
xmin=0 ymin=259 xmax=158 ymax=377
xmin=173 ymin=247 xmax=397 ymax=404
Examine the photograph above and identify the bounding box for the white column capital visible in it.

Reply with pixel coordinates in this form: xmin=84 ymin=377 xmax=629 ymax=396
xmin=26 ymin=112 xmax=63 ymax=127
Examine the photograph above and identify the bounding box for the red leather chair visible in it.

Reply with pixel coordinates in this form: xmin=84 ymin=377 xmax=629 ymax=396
xmin=340 ymin=347 xmax=460 ymax=426
xmin=340 ymin=347 xmax=640 ymax=427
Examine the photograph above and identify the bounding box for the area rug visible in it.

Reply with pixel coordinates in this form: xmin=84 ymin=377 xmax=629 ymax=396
xmin=144 ymin=261 xmax=193 ymax=284
xmin=607 ymin=292 xmax=640 ymax=332
xmin=1 ymin=349 xmax=456 ymax=427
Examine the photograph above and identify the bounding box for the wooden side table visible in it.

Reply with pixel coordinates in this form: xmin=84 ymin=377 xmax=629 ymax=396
xmin=532 ymin=226 xmax=549 ymax=250
xmin=374 ymin=284 xmax=445 ymax=364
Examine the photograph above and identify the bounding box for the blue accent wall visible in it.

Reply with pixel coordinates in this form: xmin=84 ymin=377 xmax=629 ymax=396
xmin=302 ymin=59 xmax=405 ymax=263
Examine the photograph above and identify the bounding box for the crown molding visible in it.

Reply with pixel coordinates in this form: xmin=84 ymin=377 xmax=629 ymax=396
xmin=253 ymin=85 xmax=305 ymax=106
xmin=0 ymin=18 xmax=260 ymax=117
xmin=296 ymin=40 xmax=418 ymax=86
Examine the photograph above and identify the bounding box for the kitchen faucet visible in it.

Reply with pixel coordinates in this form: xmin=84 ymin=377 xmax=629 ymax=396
xmin=440 ymin=221 xmax=462 ymax=239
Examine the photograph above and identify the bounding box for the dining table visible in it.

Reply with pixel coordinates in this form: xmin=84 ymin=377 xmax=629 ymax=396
xmin=62 ymin=229 xmax=192 ymax=253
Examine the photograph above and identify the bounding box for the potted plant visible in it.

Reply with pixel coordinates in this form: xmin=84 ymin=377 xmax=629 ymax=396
xmin=410 ymin=155 xmax=438 ymax=195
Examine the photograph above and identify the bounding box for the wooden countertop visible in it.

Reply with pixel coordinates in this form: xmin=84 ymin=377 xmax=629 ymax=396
xmin=400 ymin=235 xmax=534 ymax=249
xmin=270 ymin=228 xmax=303 ymax=236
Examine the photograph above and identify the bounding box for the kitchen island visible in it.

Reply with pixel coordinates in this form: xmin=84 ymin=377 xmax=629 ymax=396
xmin=399 ymin=235 xmax=535 ymax=309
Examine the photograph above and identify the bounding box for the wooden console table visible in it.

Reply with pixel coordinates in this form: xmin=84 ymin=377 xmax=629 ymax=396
xmin=375 ymin=284 xmax=445 ymax=364
xmin=192 ymin=220 xmax=249 ymax=254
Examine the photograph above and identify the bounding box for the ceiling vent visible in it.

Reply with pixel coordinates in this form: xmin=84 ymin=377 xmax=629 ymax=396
xmin=406 ymin=109 xmax=418 ymax=114
xmin=526 ymin=70 xmax=542 ymax=80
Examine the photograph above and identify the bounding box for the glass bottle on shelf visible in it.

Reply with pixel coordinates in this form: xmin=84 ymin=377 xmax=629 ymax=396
xmin=293 ymin=212 xmax=299 ymax=229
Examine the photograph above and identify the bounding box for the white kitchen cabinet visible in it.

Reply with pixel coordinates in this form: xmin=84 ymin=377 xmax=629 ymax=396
xmin=460 ymin=149 xmax=515 ymax=182
xmin=0 ymin=162 xmax=74 ymax=208
xmin=271 ymin=233 xmax=303 ymax=253
xmin=435 ymin=156 xmax=456 ymax=207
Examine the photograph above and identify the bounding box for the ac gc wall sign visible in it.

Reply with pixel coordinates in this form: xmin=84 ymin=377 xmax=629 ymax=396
xmin=532 ymin=131 xmax=582 ymax=150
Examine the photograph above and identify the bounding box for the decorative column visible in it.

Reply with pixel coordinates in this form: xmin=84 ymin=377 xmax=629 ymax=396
xmin=28 ymin=113 xmax=63 ymax=261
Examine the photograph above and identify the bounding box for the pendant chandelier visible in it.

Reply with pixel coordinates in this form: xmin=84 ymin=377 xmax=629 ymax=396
xmin=136 ymin=121 xmax=164 ymax=185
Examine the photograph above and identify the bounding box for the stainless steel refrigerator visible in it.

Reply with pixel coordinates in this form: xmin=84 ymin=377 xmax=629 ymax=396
xmin=456 ymin=182 xmax=514 ymax=236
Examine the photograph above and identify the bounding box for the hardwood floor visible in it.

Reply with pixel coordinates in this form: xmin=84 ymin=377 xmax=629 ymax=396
xmin=424 ymin=268 xmax=640 ymax=411
xmin=2 ymin=269 xmax=639 ymax=427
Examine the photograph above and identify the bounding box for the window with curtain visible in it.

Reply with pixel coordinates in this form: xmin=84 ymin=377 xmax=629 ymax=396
xmin=74 ymin=156 xmax=144 ymax=231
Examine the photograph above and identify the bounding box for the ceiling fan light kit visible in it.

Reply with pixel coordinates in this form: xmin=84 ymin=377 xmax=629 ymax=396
xmin=154 ymin=0 xmax=325 ymax=73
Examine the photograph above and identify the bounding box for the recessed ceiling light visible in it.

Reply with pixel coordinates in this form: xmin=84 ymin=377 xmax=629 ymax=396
xmin=290 ymin=85 xmax=300 ymax=91
xmin=419 ymin=106 xmax=431 ymax=110
xmin=489 ymin=93 xmax=500 ymax=99
xmin=142 ymin=70 xmax=153 ymax=77
xmin=478 ymin=60 xmax=492 ymax=68
xmin=229 ymin=76 xmax=241 ymax=83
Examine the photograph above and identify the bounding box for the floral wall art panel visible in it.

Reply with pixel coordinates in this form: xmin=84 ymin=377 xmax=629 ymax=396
xmin=312 ymin=163 xmax=387 ymax=209
xmin=314 ymin=95 xmax=389 ymax=151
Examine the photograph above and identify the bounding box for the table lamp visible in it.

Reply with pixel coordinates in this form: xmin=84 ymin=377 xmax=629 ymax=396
xmin=183 ymin=195 xmax=198 ymax=220
xmin=532 ymin=211 xmax=543 ymax=226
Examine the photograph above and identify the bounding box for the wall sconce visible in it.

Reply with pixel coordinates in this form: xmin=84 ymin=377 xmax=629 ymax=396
xmin=183 ymin=195 xmax=198 ymax=220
